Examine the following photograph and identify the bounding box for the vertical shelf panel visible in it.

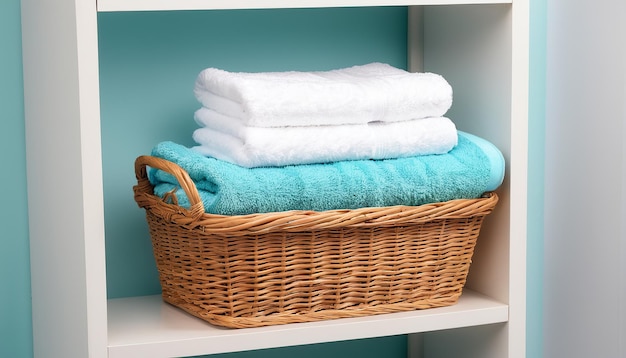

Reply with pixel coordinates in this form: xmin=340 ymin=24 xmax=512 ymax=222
xmin=21 ymin=0 xmax=108 ymax=357
xmin=419 ymin=3 xmax=528 ymax=357
xmin=423 ymin=2 xmax=513 ymax=304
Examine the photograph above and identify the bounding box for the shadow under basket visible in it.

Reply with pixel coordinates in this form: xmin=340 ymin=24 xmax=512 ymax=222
xmin=133 ymin=155 xmax=499 ymax=329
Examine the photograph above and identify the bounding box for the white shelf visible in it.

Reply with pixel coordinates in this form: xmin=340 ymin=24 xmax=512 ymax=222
xmin=107 ymin=290 xmax=508 ymax=358
xmin=22 ymin=1 xmax=528 ymax=357
xmin=97 ymin=0 xmax=513 ymax=12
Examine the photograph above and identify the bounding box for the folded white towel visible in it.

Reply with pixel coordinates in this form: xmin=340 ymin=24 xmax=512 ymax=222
xmin=191 ymin=107 xmax=458 ymax=168
xmin=194 ymin=62 xmax=453 ymax=128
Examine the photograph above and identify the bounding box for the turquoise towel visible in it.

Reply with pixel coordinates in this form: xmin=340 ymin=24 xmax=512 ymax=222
xmin=149 ymin=132 xmax=498 ymax=215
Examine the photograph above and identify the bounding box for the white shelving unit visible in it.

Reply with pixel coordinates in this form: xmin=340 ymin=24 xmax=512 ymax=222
xmin=21 ymin=1 xmax=528 ymax=357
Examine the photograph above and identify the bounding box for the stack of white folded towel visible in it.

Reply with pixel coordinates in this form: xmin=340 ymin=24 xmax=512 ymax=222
xmin=191 ymin=62 xmax=457 ymax=168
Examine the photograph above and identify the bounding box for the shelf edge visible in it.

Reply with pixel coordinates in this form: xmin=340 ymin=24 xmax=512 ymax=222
xmin=107 ymin=290 xmax=508 ymax=358
xmin=97 ymin=0 xmax=513 ymax=12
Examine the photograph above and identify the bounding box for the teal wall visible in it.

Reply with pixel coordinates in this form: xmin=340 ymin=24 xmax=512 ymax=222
xmin=0 ymin=0 xmax=33 ymax=357
xmin=0 ymin=1 xmax=546 ymax=357
xmin=97 ymin=7 xmax=408 ymax=300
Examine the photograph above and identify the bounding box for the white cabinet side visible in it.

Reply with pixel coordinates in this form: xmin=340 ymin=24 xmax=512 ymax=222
xmin=420 ymin=2 xmax=528 ymax=357
xmin=21 ymin=0 xmax=107 ymax=357
xmin=507 ymin=1 xmax=529 ymax=357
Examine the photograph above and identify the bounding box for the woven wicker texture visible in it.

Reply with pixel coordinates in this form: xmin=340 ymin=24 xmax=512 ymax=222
xmin=134 ymin=155 xmax=499 ymax=328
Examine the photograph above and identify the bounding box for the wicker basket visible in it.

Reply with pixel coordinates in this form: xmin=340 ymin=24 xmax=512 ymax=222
xmin=133 ymin=155 xmax=499 ymax=328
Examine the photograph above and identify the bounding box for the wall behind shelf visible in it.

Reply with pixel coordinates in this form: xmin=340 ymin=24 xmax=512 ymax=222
xmin=98 ymin=6 xmax=408 ymax=300
xmin=99 ymin=6 xmax=411 ymax=358
xmin=0 ymin=0 xmax=32 ymax=357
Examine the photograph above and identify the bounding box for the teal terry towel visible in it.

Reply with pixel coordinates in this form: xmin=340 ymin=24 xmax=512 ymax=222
xmin=149 ymin=132 xmax=495 ymax=215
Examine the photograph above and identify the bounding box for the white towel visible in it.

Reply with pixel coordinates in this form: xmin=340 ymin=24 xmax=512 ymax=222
xmin=191 ymin=107 xmax=458 ymax=168
xmin=194 ymin=62 xmax=453 ymax=127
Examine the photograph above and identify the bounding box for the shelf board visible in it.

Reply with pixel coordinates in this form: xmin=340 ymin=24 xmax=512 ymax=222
xmin=97 ymin=0 xmax=513 ymax=12
xmin=107 ymin=290 xmax=507 ymax=358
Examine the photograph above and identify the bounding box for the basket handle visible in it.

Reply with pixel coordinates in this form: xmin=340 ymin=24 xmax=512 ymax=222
xmin=134 ymin=155 xmax=205 ymax=214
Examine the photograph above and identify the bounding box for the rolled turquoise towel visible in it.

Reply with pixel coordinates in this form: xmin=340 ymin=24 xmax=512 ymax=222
xmin=149 ymin=132 xmax=501 ymax=215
